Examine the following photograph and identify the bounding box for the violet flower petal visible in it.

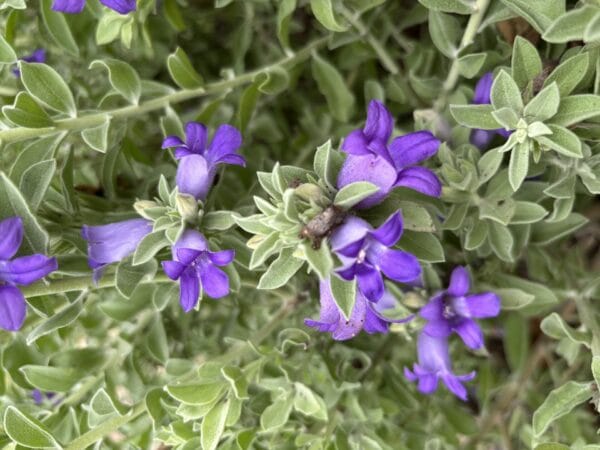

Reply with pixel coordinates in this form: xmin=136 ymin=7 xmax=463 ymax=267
xmin=454 ymin=318 xmax=484 ymax=349
xmin=207 ymin=124 xmax=242 ymax=163
xmin=0 ymin=285 xmax=26 ymax=331
xmin=455 ymin=292 xmax=501 ymax=318
xmin=179 ymin=269 xmax=199 ymax=312
xmin=162 ymin=260 xmax=186 ymax=280
xmin=99 ymin=0 xmax=136 ymax=14
xmin=473 ymin=72 xmax=493 ymax=104
xmin=368 ymin=211 xmax=403 ymax=247
xmin=389 ymin=131 xmax=440 ymax=169
xmin=208 ymin=249 xmax=235 ymax=266
xmin=175 ymin=154 xmax=212 ymax=201
xmin=0 ymin=217 xmax=23 ymax=260
xmin=0 ymin=255 xmax=57 ymax=286
xmin=184 ymin=122 xmax=207 ymax=154
xmin=356 ymin=264 xmax=384 ymax=302
xmin=336 ymin=154 xmax=397 ymax=208
xmin=199 ymin=264 xmax=229 ymax=298
xmin=447 ymin=266 xmax=470 ymax=297
xmin=52 ymin=0 xmax=85 ymax=13
xmin=341 ymin=130 xmax=370 ymax=155
xmin=395 ymin=166 xmax=442 ymax=197
xmin=162 ymin=135 xmax=185 ymax=149
xmin=373 ymin=247 xmax=421 ymax=283
xmin=363 ymin=100 xmax=393 ymax=143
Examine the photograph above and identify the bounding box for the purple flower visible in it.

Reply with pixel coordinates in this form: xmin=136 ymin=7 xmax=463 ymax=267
xmin=82 ymin=219 xmax=152 ymax=282
xmin=0 ymin=217 xmax=57 ymax=331
xmin=330 ymin=211 xmax=421 ymax=302
xmin=337 ymin=100 xmax=441 ymax=208
xmin=420 ymin=266 xmax=500 ymax=350
xmin=404 ymin=332 xmax=476 ymax=401
xmin=470 ymin=73 xmax=512 ymax=149
xmin=304 ymin=278 xmax=412 ymax=340
xmin=52 ymin=0 xmax=136 ymax=14
xmin=162 ymin=122 xmax=245 ymax=201
xmin=12 ymin=49 xmax=46 ymax=77
xmin=161 ymin=230 xmax=234 ymax=312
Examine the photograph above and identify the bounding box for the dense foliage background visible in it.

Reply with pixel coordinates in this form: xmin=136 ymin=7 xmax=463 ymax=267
xmin=0 ymin=0 xmax=599 ymax=448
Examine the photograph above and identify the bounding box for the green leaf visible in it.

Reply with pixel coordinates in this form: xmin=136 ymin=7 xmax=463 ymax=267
xmin=543 ymin=52 xmax=589 ymax=96
xmin=535 ymin=124 xmax=582 ymax=158
xmin=499 ymin=0 xmax=565 ymax=33
xmin=20 ymin=365 xmax=83 ymax=392
xmin=584 ymin=11 xmax=600 ymax=42
xmin=260 ymin=395 xmax=293 ymax=431
xmin=96 ymin=11 xmax=129 ymax=45
xmin=552 ymin=94 xmax=600 ymax=126
xmin=115 ymin=259 xmax=157 ymax=298
xmin=397 ymin=230 xmax=445 ymax=263
xmin=249 ymin=232 xmax=280 ymax=269
xmin=90 ymin=59 xmax=141 ymax=105
xmin=255 ymin=67 xmax=290 ymax=95
xmin=132 ymin=230 xmax=169 ymax=265
xmin=2 ymin=92 xmax=54 ymax=128
xmin=592 ymin=356 xmax=600 ymax=387
xmin=334 ymin=182 xmax=379 ymax=209
xmin=330 ymin=275 xmax=356 ymax=321
xmin=4 ymin=406 xmax=61 ymax=449
xmin=493 ymin=273 xmax=559 ymax=312
xmin=456 ymin=53 xmax=487 ymax=78
xmin=542 ymin=5 xmax=598 ymax=43
xmin=201 ymin=398 xmax=230 ymax=450
xmin=312 ymin=52 xmax=355 ymax=122
xmin=313 ymin=139 xmax=344 ymax=191
xmin=428 ymin=10 xmax=461 ymax=59
xmin=310 ymin=0 xmax=347 ymax=32
xmin=540 ymin=313 xmax=591 ymax=348
xmin=511 ymin=201 xmax=548 ymax=224
xmin=203 ymin=211 xmax=238 ymax=231
xmin=477 ymin=147 xmax=504 ymax=185
xmin=237 ymin=81 xmax=260 ymax=134
xmin=532 ymin=381 xmax=593 ymax=437
xmin=0 ymin=34 xmax=17 ymax=63
xmin=221 ymin=366 xmax=249 ymax=400
xmin=40 ymin=0 xmax=78 ymax=56
xmin=450 ymin=104 xmax=502 ymax=129
xmin=167 ymin=47 xmax=204 ymax=89
xmin=81 ymin=116 xmax=111 ymax=153
xmin=147 ymin=317 xmax=169 ymax=364
xmin=524 ymin=82 xmax=560 ymax=121
xmin=504 ymin=314 xmax=529 ymax=372
xmin=20 ymin=62 xmax=76 ymax=117
xmin=0 ymin=172 xmax=48 ymax=254
xmin=508 ymin=141 xmax=529 ymax=191
xmin=293 ymin=383 xmax=328 ymax=421
xmin=487 ymin=221 xmax=513 ymax=262
xmin=492 ymin=107 xmax=519 ymax=130
xmin=277 ymin=0 xmax=296 ymax=49
xmin=495 ymin=288 xmax=535 ymax=310
xmin=418 ymin=0 xmax=473 ymax=14
xmin=511 ymin=36 xmax=542 ymax=90
xmin=19 ymin=159 xmax=56 ymax=212
xmin=257 ymin=247 xmax=304 ymax=290
xmin=167 ymin=382 xmax=226 ymax=405
xmin=464 ymin=219 xmax=487 ymax=250
xmin=491 ymin=70 xmax=523 ymax=112
xmin=26 ymin=295 xmax=84 ymax=344
xmin=301 ymin=241 xmax=334 ymax=280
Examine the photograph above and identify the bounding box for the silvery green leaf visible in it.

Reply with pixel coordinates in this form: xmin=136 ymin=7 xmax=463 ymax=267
xmin=40 ymin=0 xmax=78 ymax=56
xmin=592 ymin=357 xmax=600 ymax=388
xmin=397 ymin=230 xmax=445 ymax=263
xmin=233 ymin=214 xmax=271 ymax=235
xmin=542 ymin=5 xmax=598 ymax=43
xmin=0 ymin=34 xmax=17 ymax=63
xmin=511 ymin=36 xmax=542 ymax=90
xmin=450 ymin=104 xmax=502 ymax=129
xmin=546 ymin=196 xmax=574 ymax=223
xmin=495 ymin=288 xmax=535 ymax=310
xmin=3 ymin=406 xmax=61 ymax=449
xmin=257 ymin=171 xmax=280 ymax=199
xmin=491 ymin=70 xmax=523 ymax=112
xmin=330 ymin=275 xmax=356 ymax=321
xmin=531 ymin=213 xmax=588 ymax=245
xmin=535 ymin=124 xmax=582 ymax=158
xmin=147 ymin=317 xmax=169 ymax=364
xmin=499 ymin=0 xmax=565 ymax=34
xmin=524 ymin=82 xmax=560 ymax=121
xmin=167 ymin=47 xmax=204 ymax=89
xmin=20 ymin=62 xmax=76 ymax=117
xmin=487 ymin=221 xmax=514 ymax=262
xmin=19 ymin=159 xmax=56 ymax=212
xmin=543 ymin=52 xmax=589 ymax=96
xmin=312 ymin=53 xmax=355 ymax=122
xmin=166 ymin=382 xmax=226 ymax=406
xmin=255 ymin=67 xmax=290 ymax=95
xmin=552 ymin=95 xmax=600 ymax=126
xmin=510 ymin=201 xmax=548 ymax=224
xmin=249 ymin=232 xmax=281 ymax=269
xmin=456 ymin=53 xmax=487 ymax=78
xmin=203 ymin=211 xmax=238 ymax=231
xmin=80 ymin=116 xmax=111 ymax=153
xmin=260 ymin=394 xmax=293 ymax=431
xmin=283 ymin=190 xmax=299 ymax=222
xmin=257 ymin=247 xmax=304 ymax=290
xmin=584 ymin=12 xmax=600 ymax=42
xmin=313 ymin=140 xmax=344 ymax=191
xmin=301 ymin=241 xmax=333 ymax=279
xmin=116 ymin=259 xmax=158 ymax=298
xmin=418 ymin=0 xmax=473 ymax=14
xmin=27 ymin=294 xmax=85 ymax=344
xmin=277 ymin=0 xmax=296 ymax=49
xmin=90 ymin=59 xmax=141 ymax=105
xmin=310 ymin=0 xmax=348 ymax=32
xmin=428 ymin=10 xmax=461 ymax=59
xmin=479 ymin=198 xmax=515 ymax=225
xmin=532 ymin=381 xmax=593 ymax=438
xmin=334 ymin=181 xmax=379 ymax=209
xmin=133 ymin=230 xmax=170 ymax=266
xmin=221 ymin=366 xmax=249 ymax=400
xmin=527 ymin=121 xmax=552 ymax=138
xmin=464 ymin=219 xmax=487 ymax=250
xmin=541 ymin=313 xmax=591 ymax=348
xmin=443 ymin=203 xmax=469 ymax=230
xmin=20 ymin=365 xmax=83 ymax=392
xmin=477 ymin=147 xmax=504 ymax=185
xmin=254 ymin=196 xmax=278 ymax=215
xmin=508 ymin=140 xmax=530 ymax=191
xmin=293 ymin=383 xmax=328 ymax=421
xmin=3 ymin=92 xmax=54 ymax=129
xmin=96 ymin=11 xmax=129 ymax=45
xmin=491 ymin=107 xmax=519 ymax=130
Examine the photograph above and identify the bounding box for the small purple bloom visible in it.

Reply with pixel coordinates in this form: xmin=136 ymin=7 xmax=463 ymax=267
xmin=404 ymin=332 xmax=476 ymax=401
xmin=0 ymin=217 xmax=57 ymax=331
xmin=337 ymin=100 xmax=441 ymax=208
xmin=330 ymin=211 xmax=421 ymax=303
xmin=52 ymin=0 xmax=136 ymax=14
xmin=12 ymin=49 xmax=46 ymax=77
xmin=161 ymin=230 xmax=234 ymax=312
xmin=304 ymin=278 xmax=412 ymax=341
xmin=420 ymin=266 xmax=500 ymax=349
xmin=470 ymin=73 xmax=512 ymax=149
xmin=162 ymin=122 xmax=245 ymax=201
xmin=82 ymin=219 xmax=152 ymax=282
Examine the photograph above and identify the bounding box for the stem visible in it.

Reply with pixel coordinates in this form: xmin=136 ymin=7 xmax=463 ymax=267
xmin=20 ymin=273 xmax=171 ymax=298
xmin=434 ymin=0 xmax=490 ymax=111
xmin=64 ymin=402 xmax=147 ymax=450
xmin=0 ymin=36 xmax=330 ymax=145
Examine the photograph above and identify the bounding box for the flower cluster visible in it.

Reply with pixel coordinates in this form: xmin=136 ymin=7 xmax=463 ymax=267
xmin=405 ymin=266 xmax=500 ymax=400
xmin=82 ymin=122 xmax=244 ymax=313
xmin=0 ymin=217 xmax=57 ymax=331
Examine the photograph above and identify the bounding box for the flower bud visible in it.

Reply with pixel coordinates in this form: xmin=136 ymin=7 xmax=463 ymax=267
xmin=176 ymin=193 xmax=199 ymax=222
